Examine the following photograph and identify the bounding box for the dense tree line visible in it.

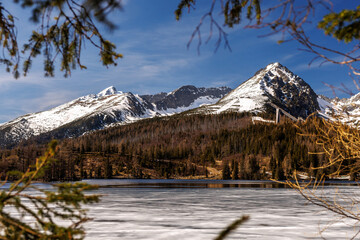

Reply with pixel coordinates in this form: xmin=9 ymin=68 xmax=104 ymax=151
xmin=0 ymin=112 xmax=342 ymax=181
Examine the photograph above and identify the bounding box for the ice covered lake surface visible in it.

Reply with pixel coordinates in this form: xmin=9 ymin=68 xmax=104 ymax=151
xmin=79 ymin=179 xmax=359 ymax=240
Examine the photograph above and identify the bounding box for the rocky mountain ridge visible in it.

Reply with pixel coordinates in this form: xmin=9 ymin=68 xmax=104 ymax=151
xmin=0 ymin=62 xmax=356 ymax=147
xmin=195 ymin=62 xmax=320 ymax=119
xmin=141 ymin=85 xmax=231 ymax=111
xmin=0 ymin=85 xmax=230 ymax=147
xmin=317 ymin=92 xmax=360 ymax=124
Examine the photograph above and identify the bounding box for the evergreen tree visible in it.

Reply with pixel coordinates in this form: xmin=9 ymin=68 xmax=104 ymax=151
xmin=0 ymin=140 xmax=99 ymax=239
xmin=105 ymin=157 xmax=112 ymax=179
xmin=231 ymin=159 xmax=239 ymax=180
xmin=270 ymin=156 xmax=276 ymax=178
xmin=275 ymin=165 xmax=285 ymax=181
xmin=222 ymin=163 xmax=231 ymax=180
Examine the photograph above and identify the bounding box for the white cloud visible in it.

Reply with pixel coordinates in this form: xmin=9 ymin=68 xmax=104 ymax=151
xmin=281 ymin=52 xmax=301 ymax=61
xmin=0 ymin=72 xmax=51 ymax=91
xmin=31 ymin=90 xmax=79 ymax=112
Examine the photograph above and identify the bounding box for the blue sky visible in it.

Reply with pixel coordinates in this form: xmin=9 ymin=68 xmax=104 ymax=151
xmin=0 ymin=0 xmax=357 ymax=123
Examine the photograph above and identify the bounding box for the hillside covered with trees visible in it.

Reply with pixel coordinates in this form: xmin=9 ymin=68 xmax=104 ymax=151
xmin=0 ymin=112 xmax=340 ymax=181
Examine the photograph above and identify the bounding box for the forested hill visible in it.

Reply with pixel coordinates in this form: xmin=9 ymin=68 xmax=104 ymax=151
xmin=0 ymin=112 xmax=335 ymax=181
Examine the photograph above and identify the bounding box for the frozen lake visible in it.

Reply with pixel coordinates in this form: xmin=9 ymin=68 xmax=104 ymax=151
xmin=80 ymin=179 xmax=359 ymax=239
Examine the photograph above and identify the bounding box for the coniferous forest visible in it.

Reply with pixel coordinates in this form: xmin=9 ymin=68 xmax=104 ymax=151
xmin=0 ymin=112 xmax=336 ymax=181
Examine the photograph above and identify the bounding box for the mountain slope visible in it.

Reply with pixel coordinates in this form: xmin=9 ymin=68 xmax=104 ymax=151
xmin=0 ymin=62 xmax=340 ymax=148
xmin=317 ymin=93 xmax=360 ymax=124
xmin=197 ymin=62 xmax=320 ymax=119
xmin=142 ymin=85 xmax=231 ymax=112
xmin=0 ymin=85 xmax=230 ymax=147
xmin=0 ymin=87 xmax=156 ymax=146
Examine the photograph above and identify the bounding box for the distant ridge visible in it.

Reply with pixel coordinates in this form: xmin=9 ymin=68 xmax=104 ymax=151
xmin=0 ymin=85 xmax=231 ymax=147
xmin=1 ymin=62 xmax=358 ymax=148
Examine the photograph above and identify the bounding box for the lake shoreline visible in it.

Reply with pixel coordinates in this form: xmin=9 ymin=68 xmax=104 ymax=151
xmin=79 ymin=178 xmax=359 ymax=188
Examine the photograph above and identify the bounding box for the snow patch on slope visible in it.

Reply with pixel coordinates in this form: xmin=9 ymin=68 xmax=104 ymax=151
xmin=157 ymin=96 xmax=221 ymax=115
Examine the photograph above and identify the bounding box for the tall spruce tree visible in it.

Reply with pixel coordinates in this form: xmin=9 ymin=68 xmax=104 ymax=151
xmin=222 ymin=163 xmax=231 ymax=180
xmin=231 ymin=159 xmax=239 ymax=180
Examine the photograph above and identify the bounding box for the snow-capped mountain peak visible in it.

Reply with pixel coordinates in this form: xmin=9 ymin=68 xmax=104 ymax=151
xmin=0 ymin=85 xmax=231 ymax=147
xmin=97 ymin=86 xmax=122 ymax=97
xmin=198 ymin=62 xmax=320 ymax=118
xmin=265 ymin=61 xmax=281 ymax=70
xmin=3 ymin=62 xmax=351 ymax=148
